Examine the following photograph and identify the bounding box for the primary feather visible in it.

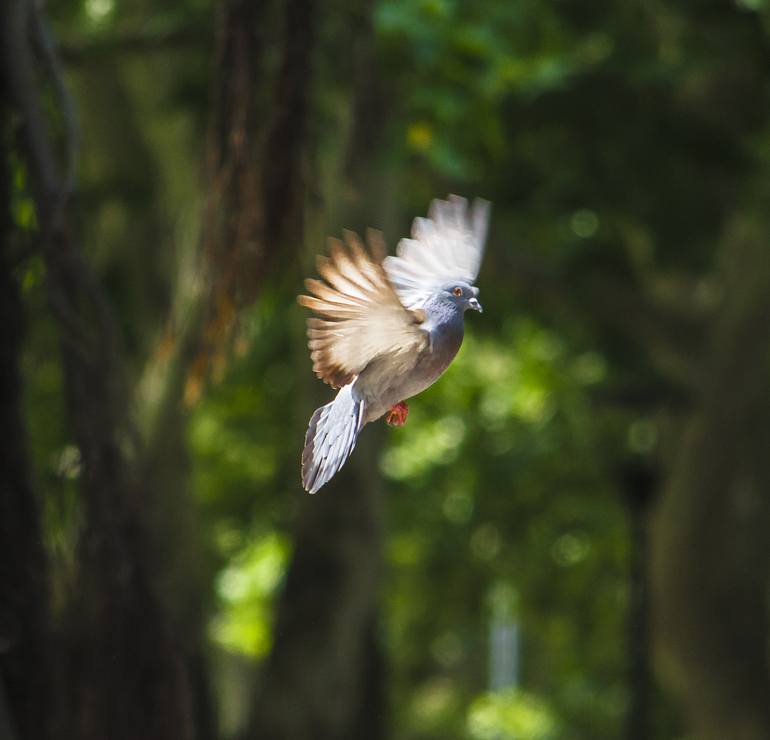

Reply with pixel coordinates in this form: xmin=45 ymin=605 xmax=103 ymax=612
xmin=298 ymin=230 xmax=428 ymax=389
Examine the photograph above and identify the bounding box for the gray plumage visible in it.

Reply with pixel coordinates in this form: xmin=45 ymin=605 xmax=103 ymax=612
xmin=298 ymin=195 xmax=489 ymax=493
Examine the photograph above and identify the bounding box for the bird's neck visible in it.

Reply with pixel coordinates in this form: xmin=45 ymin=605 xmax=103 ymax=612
xmin=422 ymin=296 xmax=463 ymax=324
xmin=421 ymin=298 xmax=465 ymax=349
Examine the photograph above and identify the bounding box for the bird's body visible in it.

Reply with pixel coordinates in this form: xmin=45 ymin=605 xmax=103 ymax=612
xmin=358 ymin=295 xmax=465 ymax=423
xmin=299 ymin=196 xmax=489 ymax=493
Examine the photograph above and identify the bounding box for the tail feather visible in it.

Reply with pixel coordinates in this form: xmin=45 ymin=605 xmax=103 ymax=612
xmin=302 ymin=384 xmax=364 ymax=493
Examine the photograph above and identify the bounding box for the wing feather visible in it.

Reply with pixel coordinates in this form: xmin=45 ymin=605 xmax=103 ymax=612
xmin=298 ymin=231 xmax=428 ymax=388
xmin=383 ymin=194 xmax=490 ymax=308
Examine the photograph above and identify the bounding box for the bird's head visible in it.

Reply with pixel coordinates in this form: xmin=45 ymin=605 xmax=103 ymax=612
xmin=442 ymin=281 xmax=483 ymax=313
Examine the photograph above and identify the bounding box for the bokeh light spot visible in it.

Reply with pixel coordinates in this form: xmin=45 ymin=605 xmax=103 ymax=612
xmin=570 ymin=209 xmax=599 ymax=238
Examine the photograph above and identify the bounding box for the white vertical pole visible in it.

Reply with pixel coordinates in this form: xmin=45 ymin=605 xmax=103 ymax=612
xmin=489 ymin=619 xmax=519 ymax=691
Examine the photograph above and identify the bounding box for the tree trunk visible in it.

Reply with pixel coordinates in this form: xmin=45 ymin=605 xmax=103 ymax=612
xmin=2 ymin=2 xmax=199 ymax=737
xmin=0 ymin=88 xmax=52 ymax=740
xmin=42 ymin=114 xmax=197 ymax=740
xmin=250 ymin=445 xmax=386 ymax=740
xmin=651 ymin=217 xmax=770 ymax=740
xmin=620 ymin=463 xmax=658 ymax=740
xmin=259 ymin=0 xmax=316 ymax=255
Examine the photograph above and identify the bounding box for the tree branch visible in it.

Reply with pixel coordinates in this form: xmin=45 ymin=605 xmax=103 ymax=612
xmin=30 ymin=1 xmax=79 ymax=195
xmin=2 ymin=0 xmax=61 ymax=220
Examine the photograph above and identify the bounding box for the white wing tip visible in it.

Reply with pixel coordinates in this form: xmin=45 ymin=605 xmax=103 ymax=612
xmin=385 ymin=194 xmax=491 ymax=308
xmin=425 ymin=194 xmax=490 ymax=237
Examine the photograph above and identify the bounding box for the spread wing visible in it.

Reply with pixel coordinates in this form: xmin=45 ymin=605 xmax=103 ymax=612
xmin=298 ymin=230 xmax=428 ymax=388
xmin=383 ymin=195 xmax=490 ymax=308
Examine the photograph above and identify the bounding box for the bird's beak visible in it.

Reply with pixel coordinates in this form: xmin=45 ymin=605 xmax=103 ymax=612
xmin=468 ymin=297 xmax=483 ymax=313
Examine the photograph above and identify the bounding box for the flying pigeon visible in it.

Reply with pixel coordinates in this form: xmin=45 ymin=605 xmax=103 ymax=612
xmin=298 ymin=195 xmax=490 ymax=493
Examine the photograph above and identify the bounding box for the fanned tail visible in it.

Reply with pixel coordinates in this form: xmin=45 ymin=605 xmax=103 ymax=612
xmin=302 ymin=384 xmax=365 ymax=494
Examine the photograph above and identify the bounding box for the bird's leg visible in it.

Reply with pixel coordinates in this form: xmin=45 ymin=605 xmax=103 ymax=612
xmin=385 ymin=401 xmax=409 ymax=427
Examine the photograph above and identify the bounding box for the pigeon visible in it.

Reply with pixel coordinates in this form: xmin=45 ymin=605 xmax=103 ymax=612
xmin=298 ymin=195 xmax=490 ymax=493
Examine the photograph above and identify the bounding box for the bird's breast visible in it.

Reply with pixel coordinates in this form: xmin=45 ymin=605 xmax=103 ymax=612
xmin=420 ymin=320 xmax=464 ymax=379
xmin=357 ymin=315 xmax=465 ymax=423
xmin=383 ymin=323 xmax=463 ymax=409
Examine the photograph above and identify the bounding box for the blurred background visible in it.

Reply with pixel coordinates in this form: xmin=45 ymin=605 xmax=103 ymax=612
xmin=2 ymin=1 xmax=770 ymax=739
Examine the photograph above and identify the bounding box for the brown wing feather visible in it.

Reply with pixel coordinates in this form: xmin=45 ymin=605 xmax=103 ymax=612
xmin=298 ymin=230 xmax=428 ymax=388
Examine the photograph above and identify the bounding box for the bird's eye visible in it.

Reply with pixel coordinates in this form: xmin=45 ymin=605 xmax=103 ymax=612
xmin=452 ymin=286 xmax=463 ymax=297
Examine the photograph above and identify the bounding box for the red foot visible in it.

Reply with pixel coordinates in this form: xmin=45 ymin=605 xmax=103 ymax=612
xmin=385 ymin=401 xmax=409 ymax=427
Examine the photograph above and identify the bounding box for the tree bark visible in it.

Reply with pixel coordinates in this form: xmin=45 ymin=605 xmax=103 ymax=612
xmin=189 ymin=0 xmax=313 ymax=400
xmin=201 ymin=0 xmax=269 ymax=322
xmin=0 ymin=87 xmax=52 ymax=740
xmin=620 ymin=464 xmax=658 ymax=740
xmin=259 ymin=0 xmax=316 ymax=254
xmin=37 ymin=85 xmax=197 ymax=740
xmin=248 ymin=3 xmax=390 ymax=735
xmin=1 ymin=1 xmax=199 ymax=737
xmin=250 ymin=448 xmax=386 ymax=740
xmin=651 ymin=217 xmax=770 ymax=740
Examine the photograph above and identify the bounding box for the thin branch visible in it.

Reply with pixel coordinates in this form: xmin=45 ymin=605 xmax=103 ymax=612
xmin=30 ymin=0 xmax=79 ymax=195
xmin=2 ymin=0 xmax=61 ymax=222
xmin=2 ymin=0 xmax=127 ymax=365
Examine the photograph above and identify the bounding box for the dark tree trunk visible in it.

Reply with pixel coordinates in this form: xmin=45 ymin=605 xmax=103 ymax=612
xmin=1 ymin=2 xmax=199 ymax=737
xmin=250 ymin=448 xmax=386 ymax=740
xmin=0 ymin=89 xmax=52 ymax=740
xmin=249 ymin=3 xmax=389 ymax=735
xmin=198 ymin=0 xmax=269 ymax=360
xmin=342 ymin=0 xmax=386 ymax=190
xmin=260 ymin=0 xmax=316 ymax=253
xmin=39 ymin=106 xmax=197 ymax=740
xmin=651 ymin=218 xmax=770 ymax=740
xmin=620 ymin=463 xmax=658 ymax=740
xmin=191 ymin=0 xmax=314 ymax=398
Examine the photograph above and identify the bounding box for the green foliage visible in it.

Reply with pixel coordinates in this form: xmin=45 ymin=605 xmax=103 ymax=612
xmin=382 ymin=319 xmax=628 ymax=739
xmin=468 ymin=689 xmax=558 ymax=740
xmin=210 ymin=530 xmax=290 ymax=657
